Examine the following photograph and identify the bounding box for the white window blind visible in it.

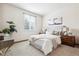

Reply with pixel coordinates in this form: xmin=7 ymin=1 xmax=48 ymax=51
xmin=24 ymin=14 xmax=36 ymax=31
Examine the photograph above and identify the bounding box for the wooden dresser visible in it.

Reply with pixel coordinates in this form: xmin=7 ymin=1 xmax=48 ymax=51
xmin=61 ymin=35 xmax=75 ymax=47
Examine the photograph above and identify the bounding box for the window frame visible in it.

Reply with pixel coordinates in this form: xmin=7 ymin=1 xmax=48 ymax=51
xmin=23 ymin=13 xmax=37 ymax=31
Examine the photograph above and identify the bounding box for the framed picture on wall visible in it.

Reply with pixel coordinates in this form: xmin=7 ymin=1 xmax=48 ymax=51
xmin=48 ymin=19 xmax=53 ymax=25
xmin=53 ymin=17 xmax=63 ymax=25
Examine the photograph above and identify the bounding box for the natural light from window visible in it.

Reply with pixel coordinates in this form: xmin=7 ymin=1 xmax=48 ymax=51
xmin=24 ymin=13 xmax=36 ymax=31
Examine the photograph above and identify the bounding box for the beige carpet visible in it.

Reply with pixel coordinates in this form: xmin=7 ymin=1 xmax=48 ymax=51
xmin=4 ymin=41 xmax=79 ymax=56
xmin=49 ymin=45 xmax=79 ymax=56
xmin=6 ymin=41 xmax=44 ymax=56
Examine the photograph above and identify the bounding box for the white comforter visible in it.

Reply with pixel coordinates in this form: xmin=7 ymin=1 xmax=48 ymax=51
xmin=30 ymin=34 xmax=61 ymax=55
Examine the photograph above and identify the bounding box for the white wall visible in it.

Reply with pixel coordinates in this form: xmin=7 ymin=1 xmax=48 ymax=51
xmin=0 ymin=4 xmax=1 ymax=30
xmin=0 ymin=4 xmax=42 ymax=42
xmin=43 ymin=6 xmax=79 ymax=31
xmin=43 ymin=6 xmax=79 ymax=44
xmin=0 ymin=4 xmax=3 ymax=30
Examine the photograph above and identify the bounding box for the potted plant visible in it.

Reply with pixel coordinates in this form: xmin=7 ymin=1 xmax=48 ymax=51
xmin=2 ymin=21 xmax=17 ymax=39
xmin=7 ymin=21 xmax=17 ymax=34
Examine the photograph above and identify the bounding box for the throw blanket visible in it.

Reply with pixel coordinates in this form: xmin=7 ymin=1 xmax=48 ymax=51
xmin=30 ymin=34 xmax=61 ymax=55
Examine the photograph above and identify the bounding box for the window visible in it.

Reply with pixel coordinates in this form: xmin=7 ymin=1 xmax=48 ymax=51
xmin=24 ymin=14 xmax=36 ymax=31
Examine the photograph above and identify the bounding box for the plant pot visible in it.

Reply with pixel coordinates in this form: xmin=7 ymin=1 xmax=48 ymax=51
xmin=4 ymin=33 xmax=10 ymax=40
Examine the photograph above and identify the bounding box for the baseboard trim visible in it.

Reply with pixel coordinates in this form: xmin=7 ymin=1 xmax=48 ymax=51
xmin=14 ymin=39 xmax=29 ymax=43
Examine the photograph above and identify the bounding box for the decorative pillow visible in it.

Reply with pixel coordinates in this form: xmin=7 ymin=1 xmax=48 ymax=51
xmin=45 ymin=31 xmax=52 ymax=34
xmin=52 ymin=31 xmax=61 ymax=35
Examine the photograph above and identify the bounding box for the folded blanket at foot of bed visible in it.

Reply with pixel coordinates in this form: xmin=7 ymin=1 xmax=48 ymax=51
xmin=30 ymin=39 xmax=53 ymax=55
xmin=30 ymin=34 xmax=61 ymax=55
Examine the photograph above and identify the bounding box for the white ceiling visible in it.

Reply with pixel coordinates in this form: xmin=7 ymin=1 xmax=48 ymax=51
xmin=11 ymin=3 xmax=79 ymax=16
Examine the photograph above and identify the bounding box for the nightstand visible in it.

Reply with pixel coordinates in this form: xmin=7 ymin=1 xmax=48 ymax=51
xmin=61 ymin=35 xmax=75 ymax=47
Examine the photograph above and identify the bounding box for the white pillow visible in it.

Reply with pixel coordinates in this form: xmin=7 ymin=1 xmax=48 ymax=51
xmin=45 ymin=31 xmax=52 ymax=34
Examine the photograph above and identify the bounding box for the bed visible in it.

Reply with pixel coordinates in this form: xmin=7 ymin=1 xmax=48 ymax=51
xmin=30 ymin=34 xmax=61 ymax=55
